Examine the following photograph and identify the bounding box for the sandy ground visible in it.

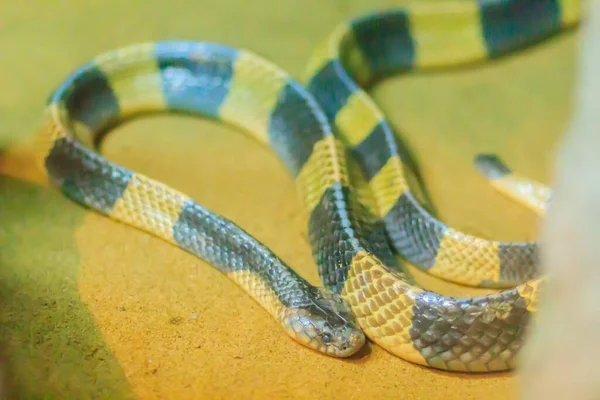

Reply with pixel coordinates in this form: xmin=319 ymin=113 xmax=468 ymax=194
xmin=0 ymin=1 xmax=577 ymax=398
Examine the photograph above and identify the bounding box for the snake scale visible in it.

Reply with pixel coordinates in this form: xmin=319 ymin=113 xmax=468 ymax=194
xmin=33 ymin=0 xmax=580 ymax=372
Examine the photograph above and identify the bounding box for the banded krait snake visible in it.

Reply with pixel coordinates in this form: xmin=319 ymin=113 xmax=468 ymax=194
xmin=33 ymin=0 xmax=580 ymax=372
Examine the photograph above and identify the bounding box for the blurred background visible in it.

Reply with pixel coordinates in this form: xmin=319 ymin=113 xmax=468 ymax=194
xmin=0 ymin=1 xmax=577 ymax=398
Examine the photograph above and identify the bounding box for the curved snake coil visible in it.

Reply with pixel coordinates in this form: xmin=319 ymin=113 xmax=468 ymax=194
xmin=33 ymin=0 xmax=579 ymax=372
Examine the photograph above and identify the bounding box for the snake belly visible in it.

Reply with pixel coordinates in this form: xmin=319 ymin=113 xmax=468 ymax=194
xmin=33 ymin=0 xmax=579 ymax=373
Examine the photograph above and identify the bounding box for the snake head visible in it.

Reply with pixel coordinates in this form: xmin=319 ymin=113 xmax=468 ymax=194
xmin=281 ymin=287 xmax=365 ymax=357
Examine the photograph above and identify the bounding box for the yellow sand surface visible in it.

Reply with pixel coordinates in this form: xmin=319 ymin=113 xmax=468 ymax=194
xmin=0 ymin=1 xmax=577 ymax=398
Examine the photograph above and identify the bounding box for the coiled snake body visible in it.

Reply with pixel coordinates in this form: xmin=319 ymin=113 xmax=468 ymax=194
xmin=34 ymin=0 xmax=580 ymax=372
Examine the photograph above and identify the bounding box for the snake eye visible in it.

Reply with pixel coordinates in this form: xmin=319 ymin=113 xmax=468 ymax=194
xmin=321 ymin=333 xmax=332 ymax=344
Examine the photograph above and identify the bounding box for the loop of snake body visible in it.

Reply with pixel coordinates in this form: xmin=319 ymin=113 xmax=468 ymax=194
xmin=34 ymin=0 xmax=580 ymax=372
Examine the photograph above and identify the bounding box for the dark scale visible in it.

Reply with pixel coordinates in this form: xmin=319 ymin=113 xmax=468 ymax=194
xmin=45 ymin=137 xmax=133 ymax=215
xmin=155 ymin=41 xmax=238 ymax=119
xmin=308 ymin=183 xmax=408 ymax=292
xmin=384 ymin=193 xmax=446 ymax=269
xmin=268 ymin=80 xmax=333 ymax=177
xmin=350 ymin=10 xmax=416 ymax=79
xmin=49 ymin=63 xmax=121 ymax=134
xmin=172 ymin=200 xmax=318 ymax=308
xmin=351 ymin=122 xmax=396 ymax=181
xmin=478 ymin=0 xmax=561 ymax=57
xmin=306 ymin=60 xmax=356 ymax=123
xmin=410 ymin=287 xmax=532 ymax=371
xmin=497 ymin=244 xmax=540 ymax=283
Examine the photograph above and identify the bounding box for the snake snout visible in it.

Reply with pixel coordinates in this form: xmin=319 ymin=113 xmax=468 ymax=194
xmin=334 ymin=329 xmax=365 ymax=357
xmin=281 ymin=308 xmax=365 ymax=357
xmin=279 ymin=287 xmax=365 ymax=357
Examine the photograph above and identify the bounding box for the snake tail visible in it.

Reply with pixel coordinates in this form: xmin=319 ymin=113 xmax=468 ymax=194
xmin=475 ymin=154 xmax=550 ymax=216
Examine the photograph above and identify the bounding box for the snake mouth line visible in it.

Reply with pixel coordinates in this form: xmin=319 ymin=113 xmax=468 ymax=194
xmin=305 ymin=332 xmax=366 ymax=358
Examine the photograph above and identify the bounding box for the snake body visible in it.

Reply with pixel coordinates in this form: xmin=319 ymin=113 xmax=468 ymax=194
xmin=304 ymin=0 xmax=578 ymax=289
xmin=34 ymin=0 xmax=579 ymax=372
